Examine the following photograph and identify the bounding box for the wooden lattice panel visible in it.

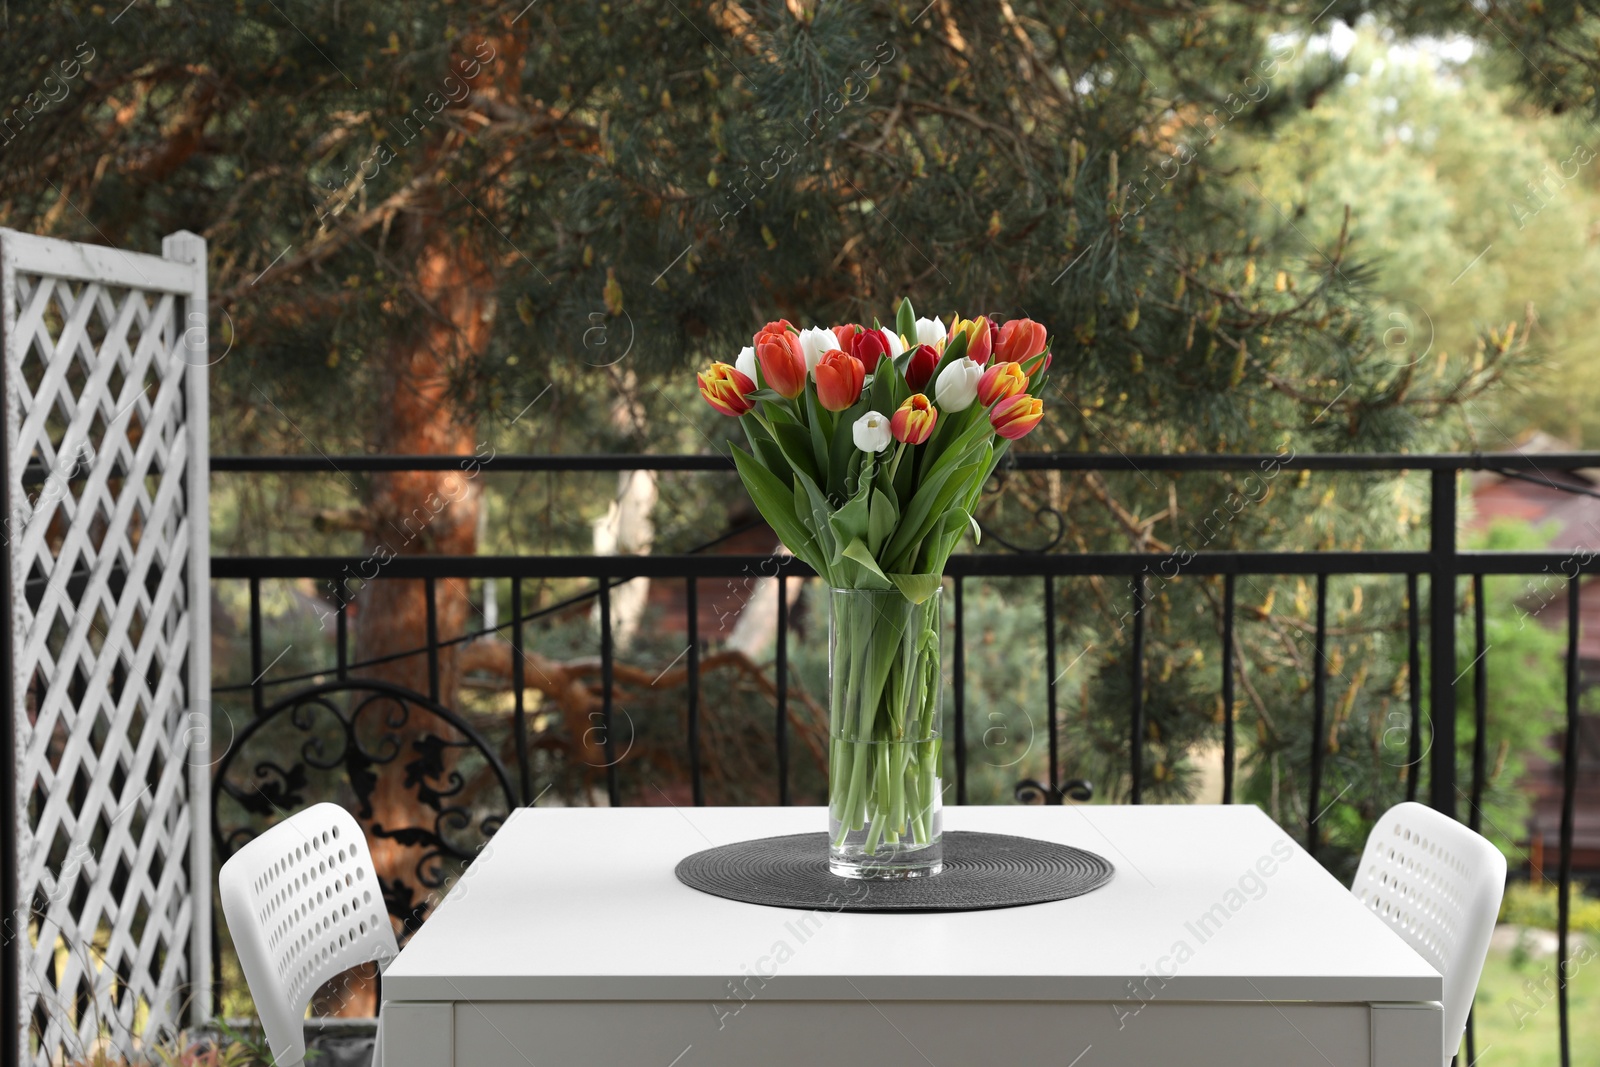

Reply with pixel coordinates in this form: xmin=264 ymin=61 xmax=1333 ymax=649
xmin=2 ymin=230 xmax=210 ymax=1067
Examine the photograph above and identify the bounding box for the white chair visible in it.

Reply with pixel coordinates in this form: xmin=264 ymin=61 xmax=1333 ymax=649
xmin=219 ymin=802 xmax=399 ymax=1067
xmin=1351 ymin=801 xmax=1506 ymax=1066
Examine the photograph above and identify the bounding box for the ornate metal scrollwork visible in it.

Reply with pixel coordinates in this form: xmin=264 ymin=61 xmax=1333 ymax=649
xmin=1013 ymin=777 xmax=1095 ymax=805
xmin=212 ymin=678 xmax=518 ymax=929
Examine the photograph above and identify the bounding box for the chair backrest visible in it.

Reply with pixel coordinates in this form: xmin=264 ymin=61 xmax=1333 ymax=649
xmin=219 ymin=803 xmax=400 ymax=1066
xmin=1352 ymin=802 xmax=1506 ymax=1065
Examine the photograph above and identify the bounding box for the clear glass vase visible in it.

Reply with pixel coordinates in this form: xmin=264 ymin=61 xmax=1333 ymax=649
xmin=827 ymin=587 xmax=943 ymax=879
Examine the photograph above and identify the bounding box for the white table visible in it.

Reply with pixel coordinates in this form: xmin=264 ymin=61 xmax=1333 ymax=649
xmin=380 ymin=805 xmax=1442 ymax=1066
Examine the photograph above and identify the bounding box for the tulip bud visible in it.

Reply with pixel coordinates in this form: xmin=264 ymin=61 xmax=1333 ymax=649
xmin=879 ymin=326 xmax=906 ymax=360
xmin=755 ymin=326 xmax=807 ymax=398
xmin=890 ymin=394 xmax=938 ymax=445
xmin=977 ymin=361 xmax=1028 ymax=408
xmin=852 ymin=328 xmax=889 ymax=373
xmin=735 ymin=345 xmax=757 ymax=383
xmin=915 ymin=316 xmax=947 ymax=351
xmin=989 ymin=392 xmax=1044 ymax=440
xmin=995 ymin=318 xmax=1049 ymax=363
xmin=814 ymin=349 xmax=865 ymax=411
xmin=797 ymin=326 xmax=837 ymax=376
xmin=697 ymin=362 xmax=757 ymax=417
xmin=904 ymin=343 xmax=939 ymax=392
xmin=853 ymin=410 xmax=893 ymax=453
xmin=934 ymin=357 xmax=984 ymax=412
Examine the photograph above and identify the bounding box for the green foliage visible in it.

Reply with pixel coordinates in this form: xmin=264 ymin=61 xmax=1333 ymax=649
xmin=1500 ymin=881 xmax=1600 ymax=936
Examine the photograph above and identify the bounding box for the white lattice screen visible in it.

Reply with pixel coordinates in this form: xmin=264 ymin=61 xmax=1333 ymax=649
xmin=2 ymin=230 xmax=211 ymax=1067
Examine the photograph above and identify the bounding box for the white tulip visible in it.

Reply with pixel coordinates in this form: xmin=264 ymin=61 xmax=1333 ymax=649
xmin=879 ymin=327 xmax=905 ymax=360
xmin=853 ymin=410 xmax=893 ymax=453
xmin=735 ymin=345 xmax=757 ymax=383
xmin=915 ymin=316 xmax=947 ymax=350
xmin=934 ymin=357 xmax=983 ymax=412
xmin=797 ymin=326 xmax=837 ymax=375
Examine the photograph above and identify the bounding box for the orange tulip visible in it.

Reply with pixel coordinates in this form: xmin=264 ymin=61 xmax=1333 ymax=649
xmin=698 ymin=362 xmax=757 ymax=417
xmin=995 ymin=318 xmax=1048 ymax=363
xmin=755 ymin=325 xmax=807 ymax=398
xmin=976 ymin=361 xmax=1027 ymax=407
xmin=990 ymin=393 xmax=1044 ymax=439
xmin=890 ymin=394 xmax=938 ymax=445
xmin=814 ymin=349 xmax=865 ymax=411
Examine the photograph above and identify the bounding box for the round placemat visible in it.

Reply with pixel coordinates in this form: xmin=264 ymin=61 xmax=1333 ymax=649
xmin=675 ymin=831 xmax=1114 ymax=912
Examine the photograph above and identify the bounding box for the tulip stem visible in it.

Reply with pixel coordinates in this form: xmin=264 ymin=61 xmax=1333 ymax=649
xmin=886 ymin=441 xmax=908 ymax=484
xmin=828 ymin=589 xmax=942 ymax=862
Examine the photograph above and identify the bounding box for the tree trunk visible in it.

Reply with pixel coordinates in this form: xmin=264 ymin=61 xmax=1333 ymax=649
xmin=322 ymin=22 xmax=524 ymax=1017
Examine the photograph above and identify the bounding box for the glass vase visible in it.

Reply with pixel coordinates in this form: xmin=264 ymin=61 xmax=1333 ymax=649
xmin=827 ymin=587 xmax=943 ymax=879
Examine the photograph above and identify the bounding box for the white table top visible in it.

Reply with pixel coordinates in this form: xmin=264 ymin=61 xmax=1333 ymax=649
xmin=383 ymin=805 xmax=1440 ymax=1005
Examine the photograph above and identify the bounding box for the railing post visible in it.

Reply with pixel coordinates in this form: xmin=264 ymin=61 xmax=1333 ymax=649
xmin=1428 ymin=467 xmax=1458 ymax=818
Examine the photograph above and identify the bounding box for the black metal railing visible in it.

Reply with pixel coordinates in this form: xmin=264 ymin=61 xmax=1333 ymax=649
xmin=208 ymin=451 xmax=1600 ymax=1065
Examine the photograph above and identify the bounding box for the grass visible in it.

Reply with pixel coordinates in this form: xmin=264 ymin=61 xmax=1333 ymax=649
xmin=1469 ymin=934 xmax=1600 ymax=1066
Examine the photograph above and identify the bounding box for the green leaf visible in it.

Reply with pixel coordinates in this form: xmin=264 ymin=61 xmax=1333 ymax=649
xmin=765 ymin=410 xmax=819 ymax=485
xmin=804 ymin=389 xmax=832 ymax=491
xmin=730 ymin=445 xmax=820 ymax=569
xmin=794 ymin=470 xmax=837 ymax=572
xmin=829 ymin=486 xmax=871 ymax=562
xmin=868 ymin=359 xmax=895 ymax=416
xmin=885 ymin=445 xmax=990 ymax=571
xmin=889 ymin=571 xmax=943 ymax=604
xmin=920 ymin=507 xmax=972 ymax=573
xmin=841 ymin=538 xmax=892 ymax=588
xmin=868 ymin=487 xmax=898 ymax=555
xmin=895 ymin=297 xmax=916 ymax=345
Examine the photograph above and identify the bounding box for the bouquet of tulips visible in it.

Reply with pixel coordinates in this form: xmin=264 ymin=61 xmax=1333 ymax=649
xmin=697 ymin=297 xmax=1050 ymax=872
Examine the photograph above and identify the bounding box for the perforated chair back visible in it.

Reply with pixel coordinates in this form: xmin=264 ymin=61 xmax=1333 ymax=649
xmin=1352 ymin=801 xmax=1506 ymax=1065
xmin=219 ymin=803 xmax=399 ymax=1066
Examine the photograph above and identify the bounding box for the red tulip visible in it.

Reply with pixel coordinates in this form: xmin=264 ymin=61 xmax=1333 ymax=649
xmin=976 ymin=361 xmax=1028 ymax=407
xmin=755 ymin=325 xmax=807 ymax=398
xmin=851 ymin=328 xmax=890 ymax=373
xmin=890 ymin=394 xmax=938 ymax=445
xmin=995 ymin=318 xmax=1048 ymax=363
xmin=990 ymin=393 xmax=1044 ymax=439
xmin=814 ymin=349 xmax=865 ymax=411
xmin=905 ymin=343 xmax=938 ymax=392
xmin=697 ymin=362 xmax=757 ymax=417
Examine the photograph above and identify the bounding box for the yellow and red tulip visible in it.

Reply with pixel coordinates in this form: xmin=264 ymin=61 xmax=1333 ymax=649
xmin=814 ymin=349 xmax=865 ymax=411
xmin=990 ymin=392 xmax=1044 ymax=439
xmin=755 ymin=324 xmax=807 ymax=398
xmin=995 ymin=318 xmax=1048 ymax=364
xmin=698 ymin=362 xmax=757 ymax=417
xmin=950 ymin=315 xmax=993 ymax=364
xmin=976 ymin=361 xmax=1028 ymax=407
xmin=890 ymin=394 xmax=938 ymax=445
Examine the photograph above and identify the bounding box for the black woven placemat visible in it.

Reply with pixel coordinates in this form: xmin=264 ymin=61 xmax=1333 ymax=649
xmin=675 ymin=831 xmax=1114 ymax=912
